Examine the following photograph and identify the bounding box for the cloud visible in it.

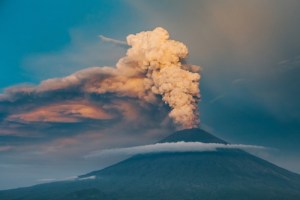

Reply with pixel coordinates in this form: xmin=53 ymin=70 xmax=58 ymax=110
xmin=36 ymin=176 xmax=78 ymax=183
xmin=36 ymin=175 xmax=96 ymax=183
xmin=77 ymin=175 xmax=96 ymax=180
xmin=36 ymin=178 xmax=57 ymax=183
xmin=0 ymin=145 xmax=13 ymax=152
xmin=209 ymin=94 xmax=226 ymax=104
xmin=277 ymin=55 xmax=300 ymax=71
xmin=8 ymin=102 xmax=114 ymax=123
xmin=99 ymin=35 xmax=128 ymax=47
xmin=85 ymin=141 xmax=266 ymax=158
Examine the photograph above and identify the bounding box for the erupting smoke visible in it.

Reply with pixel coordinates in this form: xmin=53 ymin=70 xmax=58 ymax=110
xmin=119 ymin=27 xmax=201 ymax=128
xmin=1 ymin=27 xmax=201 ymax=129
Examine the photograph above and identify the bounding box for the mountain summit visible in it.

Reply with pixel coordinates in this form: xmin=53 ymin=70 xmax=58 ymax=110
xmin=159 ymin=128 xmax=227 ymax=144
xmin=1 ymin=128 xmax=300 ymax=200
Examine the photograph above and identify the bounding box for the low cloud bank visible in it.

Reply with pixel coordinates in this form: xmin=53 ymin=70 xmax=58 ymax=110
xmin=85 ymin=142 xmax=266 ymax=158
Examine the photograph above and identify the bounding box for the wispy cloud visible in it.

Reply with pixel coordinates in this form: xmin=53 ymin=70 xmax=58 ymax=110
xmin=209 ymin=94 xmax=226 ymax=104
xmin=277 ymin=55 xmax=300 ymax=71
xmin=85 ymin=142 xmax=267 ymax=158
xmin=0 ymin=145 xmax=13 ymax=152
xmin=36 ymin=178 xmax=57 ymax=183
xmin=36 ymin=175 xmax=96 ymax=183
xmin=36 ymin=176 xmax=77 ymax=183
xmin=99 ymin=35 xmax=128 ymax=47
xmin=78 ymin=175 xmax=96 ymax=180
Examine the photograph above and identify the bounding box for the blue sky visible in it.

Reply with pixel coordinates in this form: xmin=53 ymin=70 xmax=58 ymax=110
xmin=0 ymin=0 xmax=300 ymax=189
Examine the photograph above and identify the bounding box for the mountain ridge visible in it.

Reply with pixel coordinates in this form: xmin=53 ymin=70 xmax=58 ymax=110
xmin=1 ymin=128 xmax=300 ymax=200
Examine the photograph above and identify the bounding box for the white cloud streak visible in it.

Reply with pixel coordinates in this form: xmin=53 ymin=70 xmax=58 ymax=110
xmin=85 ymin=142 xmax=266 ymax=158
xmin=37 ymin=175 xmax=96 ymax=183
xmin=99 ymin=35 xmax=128 ymax=47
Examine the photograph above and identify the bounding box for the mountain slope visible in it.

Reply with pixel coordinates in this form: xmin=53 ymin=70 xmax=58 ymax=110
xmin=1 ymin=128 xmax=300 ymax=200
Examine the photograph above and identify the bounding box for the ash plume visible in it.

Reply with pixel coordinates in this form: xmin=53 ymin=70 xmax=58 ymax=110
xmin=1 ymin=27 xmax=201 ymax=129
xmin=118 ymin=27 xmax=201 ymax=128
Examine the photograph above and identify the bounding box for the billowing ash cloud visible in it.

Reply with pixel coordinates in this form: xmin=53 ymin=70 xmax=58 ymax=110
xmin=85 ymin=142 xmax=266 ymax=158
xmin=0 ymin=27 xmax=201 ymax=129
xmin=125 ymin=27 xmax=201 ymax=128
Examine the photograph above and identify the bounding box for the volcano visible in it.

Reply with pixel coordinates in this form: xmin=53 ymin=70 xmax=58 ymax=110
xmin=1 ymin=128 xmax=300 ymax=200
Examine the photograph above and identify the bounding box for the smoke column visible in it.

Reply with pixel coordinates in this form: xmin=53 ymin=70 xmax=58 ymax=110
xmin=123 ymin=27 xmax=201 ymax=128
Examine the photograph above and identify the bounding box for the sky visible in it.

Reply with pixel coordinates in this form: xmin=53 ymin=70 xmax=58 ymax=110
xmin=0 ymin=0 xmax=300 ymax=189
